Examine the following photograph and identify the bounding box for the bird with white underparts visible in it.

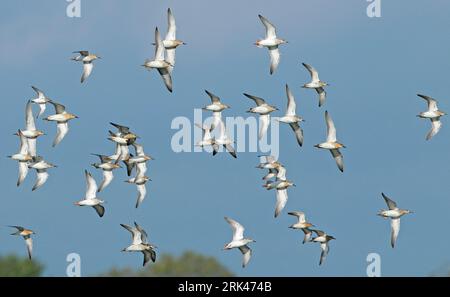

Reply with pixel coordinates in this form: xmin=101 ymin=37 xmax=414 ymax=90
xmin=278 ymin=84 xmax=304 ymax=147
xmin=43 ymin=100 xmax=78 ymax=147
xmin=30 ymin=86 xmax=51 ymax=118
xmin=120 ymin=222 xmax=157 ymax=267
xmin=288 ymin=211 xmax=315 ymax=244
xmin=416 ymin=94 xmax=446 ymax=140
xmin=159 ymin=8 xmax=185 ymax=73
xmin=74 ymin=170 xmax=105 ymax=217
xmin=71 ymin=50 xmax=101 ymax=83
xmin=311 ymin=229 xmax=335 ymax=266
xmin=244 ymin=93 xmax=278 ymax=140
xmin=9 ymin=225 xmax=35 ymax=260
xmin=28 ymin=156 xmax=56 ymax=191
xmin=202 ymin=90 xmax=230 ymax=131
xmin=212 ymin=119 xmax=237 ymax=158
xmin=91 ymin=154 xmax=121 ymax=192
xmin=8 ymin=130 xmax=33 ymax=187
xmin=20 ymin=101 xmax=45 ymax=158
xmin=314 ymin=111 xmax=345 ymax=172
xmin=142 ymin=27 xmax=173 ymax=93
xmin=255 ymin=14 xmax=287 ymax=74
xmin=377 ymin=193 xmax=413 ymax=248
xmin=301 ymin=63 xmax=328 ymax=107
xmin=223 ymin=217 xmax=255 ymax=268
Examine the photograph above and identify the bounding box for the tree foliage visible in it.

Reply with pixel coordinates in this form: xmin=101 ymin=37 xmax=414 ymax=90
xmin=0 ymin=254 xmax=44 ymax=277
xmin=101 ymin=250 xmax=234 ymax=277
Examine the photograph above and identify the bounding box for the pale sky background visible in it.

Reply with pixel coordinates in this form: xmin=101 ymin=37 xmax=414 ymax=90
xmin=1 ymin=0 xmax=450 ymax=276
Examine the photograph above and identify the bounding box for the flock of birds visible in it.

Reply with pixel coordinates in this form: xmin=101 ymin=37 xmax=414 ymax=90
xmin=5 ymin=8 xmax=444 ymax=269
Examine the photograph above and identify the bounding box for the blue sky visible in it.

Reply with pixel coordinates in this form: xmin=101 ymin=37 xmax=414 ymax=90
xmin=1 ymin=0 xmax=450 ymax=276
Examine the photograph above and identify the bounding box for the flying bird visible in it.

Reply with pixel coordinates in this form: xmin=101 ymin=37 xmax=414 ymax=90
xmin=416 ymin=94 xmax=446 ymax=140
xmin=195 ymin=123 xmax=216 ymax=153
xmin=125 ymin=165 xmax=150 ymax=208
xmin=314 ymin=111 xmax=345 ymax=172
xmin=223 ymin=217 xmax=255 ymax=268
xmin=8 ymin=130 xmax=33 ymax=186
xmin=28 ymin=156 xmax=56 ymax=191
xmin=288 ymin=211 xmax=315 ymax=244
xmin=71 ymin=51 xmax=101 ymax=83
xmin=263 ymin=180 xmax=295 ymax=218
xmin=301 ymin=63 xmax=328 ymax=107
xmin=202 ymin=90 xmax=230 ymax=131
xmin=30 ymin=86 xmax=51 ymax=118
xmin=74 ymin=170 xmax=105 ymax=217
xmin=311 ymin=230 xmax=335 ymax=266
xmin=123 ymin=143 xmax=153 ymax=176
xmin=278 ymin=84 xmax=304 ymax=146
xmin=120 ymin=222 xmax=157 ymax=266
xmin=244 ymin=93 xmax=278 ymax=140
xmin=21 ymin=101 xmax=45 ymax=157
xmin=9 ymin=225 xmax=35 ymax=260
xmin=142 ymin=27 xmax=173 ymax=92
xmin=255 ymin=15 xmax=287 ymax=74
xmin=161 ymin=8 xmax=185 ymax=73
xmin=213 ymin=119 xmax=237 ymax=158
xmin=377 ymin=193 xmax=413 ymax=248
xmin=91 ymin=154 xmax=121 ymax=192
xmin=43 ymin=100 xmax=78 ymax=147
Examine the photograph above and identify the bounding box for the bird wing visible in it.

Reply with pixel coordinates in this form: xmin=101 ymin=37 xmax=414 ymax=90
xmin=49 ymin=101 xmax=66 ymax=114
xmin=239 ymin=245 xmax=252 ymax=268
xmin=32 ymin=169 xmax=48 ymax=191
xmin=154 ymin=27 xmax=165 ymax=61
xmin=136 ymin=184 xmax=147 ymax=208
xmin=312 ymin=229 xmax=325 ymax=237
xmin=316 ymin=87 xmax=326 ymax=107
xmin=85 ymin=170 xmax=98 ymax=199
xmin=285 ymin=84 xmax=296 ymax=116
xmin=157 ymin=68 xmax=173 ymax=93
xmin=325 ymin=111 xmax=337 ymax=142
xmin=224 ymin=217 xmax=245 ymax=241
xmin=330 ymin=149 xmax=344 ymax=172
xmin=25 ymin=101 xmax=36 ymax=130
xmin=302 ymin=63 xmax=320 ymax=82
xmin=136 ymin=162 xmax=147 ymax=178
xmin=18 ymin=131 xmax=29 ymax=155
xmin=243 ymin=93 xmax=266 ymax=106
xmin=211 ymin=112 xmax=222 ymax=132
xmin=92 ymin=205 xmax=105 ymax=218
xmin=166 ymin=8 xmax=176 ymax=40
xmin=134 ymin=222 xmax=148 ymax=243
xmin=426 ymin=118 xmax=442 ymax=140
xmin=381 ymin=193 xmax=398 ymax=210
xmin=31 ymin=86 xmax=45 ymax=99
xmin=224 ymin=144 xmax=237 ymax=158
xmin=53 ymin=122 xmax=69 ymax=147
xmin=26 ymin=138 xmax=37 ymax=157
xmin=74 ymin=50 xmax=89 ymax=56
xmin=276 ymin=165 xmax=286 ymax=181
xmin=205 ymin=89 xmax=221 ymax=103
xmin=142 ymin=250 xmax=155 ymax=266
xmin=98 ymin=170 xmax=114 ymax=192
xmin=288 ymin=211 xmax=306 ymax=223
xmin=390 ymin=218 xmax=400 ymax=248
xmin=319 ymin=243 xmax=329 ymax=265
xmin=120 ymin=224 xmax=142 ymax=245
xmin=258 ymin=14 xmax=277 ymax=39
xmin=417 ymin=94 xmax=438 ymax=112
xmin=302 ymin=228 xmax=313 ymax=244
xmin=268 ymin=46 xmax=280 ymax=75
xmin=24 ymin=236 xmax=33 ymax=260
xmin=110 ymin=122 xmax=130 ymax=134
xmin=81 ymin=62 xmax=93 ymax=83
xmin=132 ymin=143 xmax=145 ymax=156
xmin=17 ymin=162 xmax=29 ymax=187
xmin=259 ymin=114 xmax=270 ymax=140
xmin=289 ymin=122 xmax=304 ymax=147
xmin=275 ymin=189 xmax=288 ymax=218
